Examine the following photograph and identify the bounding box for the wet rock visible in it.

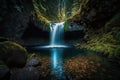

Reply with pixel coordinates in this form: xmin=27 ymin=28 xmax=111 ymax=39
xmin=0 ymin=41 xmax=28 ymax=68
xmin=10 ymin=67 xmax=40 ymax=80
xmin=0 ymin=65 xmax=10 ymax=80
xmin=67 ymin=21 xmax=85 ymax=31
xmin=26 ymin=57 xmax=41 ymax=67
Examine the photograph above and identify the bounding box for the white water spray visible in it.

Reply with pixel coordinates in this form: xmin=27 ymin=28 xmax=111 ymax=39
xmin=41 ymin=22 xmax=68 ymax=48
xmin=50 ymin=22 xmax=64 ymax=45
xmin=49 ymin=22 xmax=67 ymax=80
xmin=36 ymin=22 xmax=68 ymax=80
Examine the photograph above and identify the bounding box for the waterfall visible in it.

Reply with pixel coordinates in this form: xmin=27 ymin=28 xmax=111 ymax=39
xmin=41 ymin=22 xmax=67 ymax=48
xmin=50 ymin=22 xmax=67 ymax=80
xmin=39 ymin=22 xmax=68 ymax=79
xmin=50 ymin=22 xmax=64 ymax=46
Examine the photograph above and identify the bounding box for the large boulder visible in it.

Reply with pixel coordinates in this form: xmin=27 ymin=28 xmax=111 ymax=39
xmin=0 ymin=41 xmax=28 ymax=68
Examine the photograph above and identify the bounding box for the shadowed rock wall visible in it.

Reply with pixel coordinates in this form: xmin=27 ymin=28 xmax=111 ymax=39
xmin=0 ymin=0 xmax=33 ymax=38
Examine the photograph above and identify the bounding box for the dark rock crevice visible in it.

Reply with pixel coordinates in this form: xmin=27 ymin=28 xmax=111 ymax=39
xmin=73 ymin=0 xmax=120 ymax=30
xmin=0 ymin=0 xmax=33 ymax=38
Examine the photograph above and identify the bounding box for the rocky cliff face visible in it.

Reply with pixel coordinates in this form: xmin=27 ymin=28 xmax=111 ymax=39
xmin=0 ymin=0 xmax=33 ymax=38
xmin=0 ymin=0 xmax=120 ymax=39
xmin=32 ymin=0 xmax=88 ymax=23
xmin=73 ymin=0 xmax=120 ymax=30
xmin=72 ymin=0 xmax=120 ymax=58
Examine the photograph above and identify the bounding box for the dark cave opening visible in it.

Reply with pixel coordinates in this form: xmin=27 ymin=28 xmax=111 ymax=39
xmin=22 ymin=22 xmax=85 ymax=41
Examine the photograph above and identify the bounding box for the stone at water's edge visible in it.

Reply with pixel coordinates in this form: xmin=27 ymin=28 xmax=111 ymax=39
xmin=0 ymin=41 xmax=28 ymax=68
xmin=26 ymin=57 xmax=41 ymax=67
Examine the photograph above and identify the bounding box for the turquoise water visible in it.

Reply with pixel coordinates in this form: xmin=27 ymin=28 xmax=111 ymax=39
xmin=43 ymin=22 xmax=67 ymax=79
xmin=26 ymin=22 xmax=87 ymax=80
xmin=49 ymin=22 xmax=66 ymax=79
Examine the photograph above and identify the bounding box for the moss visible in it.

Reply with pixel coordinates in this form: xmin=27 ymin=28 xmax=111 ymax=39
xmin=84 ymin=32 xmax=118 ymax=58
xmin=0 ymin=41 xmax=27 ymax=51
xmin=84 ymin=32 xmax=118 ymax=57
xmin=64 ymin=20 xmax=69 ymax=31
xmin=27 ymin=53 xmax=36 ymax=61
xmin=32 ymin=0 xmax=89 ymax=24
xmin=83 ymin=13 xmax=120 ymax=58
xmin=0 ymin=41 xmax=28 ymax=67
xmin=32 ymin=1 xmax=50 ymax=24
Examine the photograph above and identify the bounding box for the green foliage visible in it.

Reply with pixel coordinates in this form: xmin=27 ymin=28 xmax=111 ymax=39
xmin=32 ymin=0 xmax=89 ymax=23
xmin=85 ymin=32 xmax=120 ymax=57
xmin=85 ymin=32 xmax=118 ymax=57
xmin=84 ymin=13 xmax=120 ymax=58
xmin=64 ymin=20 xmax=69 ymax=31
xmin=46 ymin=24 xmax=50 ymax=31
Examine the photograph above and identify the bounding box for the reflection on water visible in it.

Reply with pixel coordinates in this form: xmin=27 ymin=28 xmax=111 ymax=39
xmin=51 ymin=48 xmax=66 ymax=80
xmin=26 ymin=45 xmax=88 ymax=80
xmin=49 ymin=22 xmax=67 ymax=79
xmin=25 ymin=21 xmax=86 ymax=79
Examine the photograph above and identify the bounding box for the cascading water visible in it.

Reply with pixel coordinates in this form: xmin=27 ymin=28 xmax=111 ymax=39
xmin=50 ymin=22 xmax=67 ymax=80
xmin=50 ymin=22 xmax=64 ymax=45
xmin=38 ymin=22 xmax=68 ymax=79
xmin=41 ymin=22 xmax=67 ymax=48
xmin=29 ymin=0 xmax=87 ymax=79
xmin=50 ymin=22 xmax=67 ymax=47
xmin=36 ymin=0 xmax=69 ymax=79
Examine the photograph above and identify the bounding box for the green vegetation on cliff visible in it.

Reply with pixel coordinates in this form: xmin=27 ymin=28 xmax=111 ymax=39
xmin=84 ymin=13 xmax=120 ymax=58
xmin=32 ymin=0 xmax=89 ymax=24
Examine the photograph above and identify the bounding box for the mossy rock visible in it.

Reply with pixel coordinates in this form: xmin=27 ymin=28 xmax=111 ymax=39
xmin=0 ymin=41 xmax=28 ymax=68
